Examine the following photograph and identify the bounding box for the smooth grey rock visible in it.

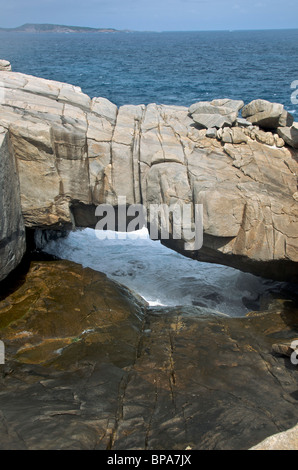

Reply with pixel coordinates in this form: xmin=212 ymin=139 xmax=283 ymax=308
xmin=189 ymin=99 xmax=244 ymax=129
xmin=242 ymin=99 xmax=294 ymax=129
xmin=221 ymin=128 xmax=233 ymax=143
xmin=192 ymin=113 xmax=233 ymax=129
xmin=91 ymin=96 xmax=118 ymax=124
xmin=210 ymin=98 xmax=244 ymax=112
xmin=277 ymin=126 xmax=298 ymax=149
xmin=0 ymin=59 xmax=11 ymax=71
xmin=236 ymin=117 xmax=252 ymax=127
xmin=0 ymin=127 xmax=26 ymax=281
xmin=189 ymin=99 xmax=243 ymax=116
xmin=206 ymin=127 xmax=217 ymax=138
xmin=279 ymin=109 xmax=295 ymax=127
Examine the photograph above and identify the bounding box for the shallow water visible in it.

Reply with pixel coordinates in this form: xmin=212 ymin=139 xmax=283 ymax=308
xmin=41 ymin=227 xmax=294 ymax=317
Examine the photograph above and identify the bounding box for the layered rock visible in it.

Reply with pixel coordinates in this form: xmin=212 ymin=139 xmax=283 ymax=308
xmin=239 ymin=99 xmax=297 ymax=151
xmin=242 ymin=99 xmax=294 ymax=129
xmin=0 ymin=260 xmax=297 ymax=450
xmin=0 ymin=127 xmax=26 ymax=281
xmin=189 ymin=98 xmax=244 ymax=129
xmin=278 ymin=125 xmax=298 ymax=149
xmin=0 ymin=69 xmax=297 ymax=281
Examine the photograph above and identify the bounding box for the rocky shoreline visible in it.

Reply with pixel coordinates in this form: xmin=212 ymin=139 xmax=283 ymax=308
xmin=0 ymin=61 xmax=298 ymax=283
xmin=0 ymin=60 xmax=297 ymax=450
xmin=0 ymin=259 xmax=297 ymax=450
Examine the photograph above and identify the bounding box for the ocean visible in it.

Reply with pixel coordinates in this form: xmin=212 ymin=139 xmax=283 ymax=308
xmin=1 ymin=29 xmax=297 ymax=315
xmin=0 ymin=29 xmax=297 ymax=112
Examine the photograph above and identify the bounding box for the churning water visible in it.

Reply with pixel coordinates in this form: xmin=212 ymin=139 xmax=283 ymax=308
xmin=41 ymin=228 xmax=293 ymax=317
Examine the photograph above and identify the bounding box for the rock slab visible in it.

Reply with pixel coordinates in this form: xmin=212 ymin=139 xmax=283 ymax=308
xmin=0 ymin=260 xmax=297 ymax=450
xmin=277 ymin=126 xmax=298 ymax=149
xmin=242 ymin=99 xmax=294 ymax=129
xmin=189 ymin=99 xmax=244 ymax=128
xmin=0 ymin=127 xmax=26 ymax=281
xmin=250 ymin=424 xmax=298 ymax=450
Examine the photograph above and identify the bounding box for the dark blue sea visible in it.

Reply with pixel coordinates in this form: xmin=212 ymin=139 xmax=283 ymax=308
xmin=0 ymin=29 xmax=297 ymax=114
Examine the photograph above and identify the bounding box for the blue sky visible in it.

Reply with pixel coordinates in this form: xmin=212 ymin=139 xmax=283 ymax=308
xmin=1 ymin=0 xmax=298 ymax=31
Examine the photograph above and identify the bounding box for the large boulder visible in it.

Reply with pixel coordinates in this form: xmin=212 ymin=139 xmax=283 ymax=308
xmin=242 ymin=99 xmax=294 ymax=129
xmin=189 ymin=99 xmax=244 ymax=129
xmin=0 ymin=60 xmax=11 ymax=71
xmin=277 ymin=125 xmax=298 ymax=149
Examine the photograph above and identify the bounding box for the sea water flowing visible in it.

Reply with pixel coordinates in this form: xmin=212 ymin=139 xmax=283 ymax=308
xmin=1 ymin=29 xmax=297 ymax=316
xmin=40 ymin=228 xmax=295 ymax=317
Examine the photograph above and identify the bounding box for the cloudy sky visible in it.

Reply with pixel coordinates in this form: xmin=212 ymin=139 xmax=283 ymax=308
xmin=1 ymin=0 xmax=297 ymax=31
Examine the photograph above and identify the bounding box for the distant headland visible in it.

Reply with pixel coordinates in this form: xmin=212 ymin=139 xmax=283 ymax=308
xmin=0 ymin=23 xmax=132 ymax=33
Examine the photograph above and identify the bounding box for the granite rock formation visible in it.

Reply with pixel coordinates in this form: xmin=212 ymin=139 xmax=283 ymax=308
xmin=250 ymin=424 xmax=298 ymax=450
xmin=0 ymin=260 xmax=297 ymax=450
xmin=188 ymin=99 xmax=244 ymax=129
xmin=241 ymin=99 xmax=294 ymax=129
xmin=278 ymin=125 xmax=298 ymax=149
xmin=0 ymin=69 xmax=297 ymax=281
xmin=0 ymin=127 xmax=26 ymax=281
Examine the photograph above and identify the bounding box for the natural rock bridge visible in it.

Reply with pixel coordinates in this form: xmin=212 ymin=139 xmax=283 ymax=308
xmin=0 ymin=68 xmax=298 ymax=282
xmin=0 ymin=63 xmax=298 ymax=451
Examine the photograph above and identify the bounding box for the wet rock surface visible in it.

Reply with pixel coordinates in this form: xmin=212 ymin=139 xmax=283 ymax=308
xmin=0 ymin=260 xmax=297 ymax=450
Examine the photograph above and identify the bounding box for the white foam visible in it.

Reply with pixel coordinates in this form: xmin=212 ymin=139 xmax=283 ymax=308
xmin=41 ymin=227 xmax=286 ymax=317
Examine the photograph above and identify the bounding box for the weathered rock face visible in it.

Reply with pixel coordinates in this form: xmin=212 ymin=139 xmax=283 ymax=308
xmin=189 ymin=99 xmax=244 ymax=129
xmin=0 ymin=127 xmax=26 ymax=281
xmin=278 ymin=125 xmax=298 ymax=149
xmin=0 ymin=60 xmax=11 ymax=72
xmin=250 ymin=424 xmax=298 ymax=450
xmin=242 ymin=99 xmax=294 ymax=129
xmin=0 ymin=260 xmax=297 ymax=450
xmin=0 ymin=70 xmax=297 ymax=281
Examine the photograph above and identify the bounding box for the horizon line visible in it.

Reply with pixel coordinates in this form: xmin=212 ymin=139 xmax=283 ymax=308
xmin=0 ymin=23 xmax=297 ymax=33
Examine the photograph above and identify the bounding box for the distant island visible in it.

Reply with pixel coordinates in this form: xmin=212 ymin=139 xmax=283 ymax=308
xmin=0 ymin=23 xmax=131 ymax=33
